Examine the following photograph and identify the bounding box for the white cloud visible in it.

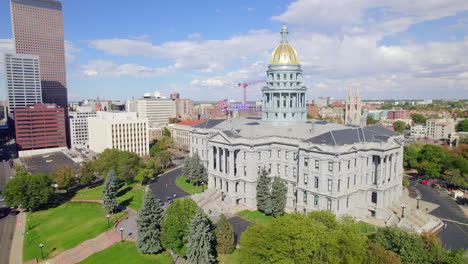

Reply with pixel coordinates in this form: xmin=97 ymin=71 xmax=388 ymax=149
xmin=187 ymin=32 xmax=201 ymax=40
xmin=65 ymin=40 xmax=80 ymax=63
xmin=247 ymin=7 xmax=255 ymax=12
xmin=77 ymin=60 xmax=175 ymax=78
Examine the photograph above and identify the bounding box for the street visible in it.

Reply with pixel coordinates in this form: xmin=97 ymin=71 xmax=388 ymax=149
xmin=149 ymin=167 xmax=189 ymax=203
xmin=410 ymin=180 xmax=468 ymax=249
xmin=0 ymin=160 xmax=15 ymax=264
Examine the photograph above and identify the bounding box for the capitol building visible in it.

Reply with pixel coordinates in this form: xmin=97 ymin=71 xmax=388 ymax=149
xmin=190 ymin=26 xmax=404 ymax=220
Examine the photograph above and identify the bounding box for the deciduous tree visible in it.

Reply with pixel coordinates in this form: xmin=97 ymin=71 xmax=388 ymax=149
xmin=136 ymin=189 xmax=164 ymax=254
xmin=161 ymin=198 xmax=199 ymax=256
xmin=162 ymin=127 xmax=171 ymax=137
xmin=215 ymin=214 xmax=235 ymax=255
xmin=154 ymin=151 xmax=172 ymax=168
xmin=102 ymin=169 xmax=118 ymax=213
xmin=93 ymin=149 xmax=142 ymax=182
xmin=186 ymin=210 xmax=216 ymax=264
xmin=256 ymin=168 xmax=272 ymax=215
xmin=364 ymin=242 xmax=402 ymax=264
xmin=79 ymin=161 xmax=96 ymax=185
xmin=54 ymin=165 xmax=77 ymax=189
xmin=150 ymin=136 xmax=172 ymax=156
xmin=393 ymin=121 xmax=406 ymax=134
xmin=411 ymin=113 xmax=427 ymax=125
xmin=4 ymin=171 xmax=54 ymax=210
xmin=455 ymin=119 xmax=468 ymax=132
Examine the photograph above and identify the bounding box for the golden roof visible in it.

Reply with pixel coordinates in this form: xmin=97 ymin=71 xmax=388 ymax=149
xmin=269 ymin=43 xmax=300 ymax=64
xmin=269 ymin=25 xmax=300 ymax=64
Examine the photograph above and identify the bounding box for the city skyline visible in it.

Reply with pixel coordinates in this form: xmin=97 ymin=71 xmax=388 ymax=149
xmin=1 ymin=0 xmax=468 ymax=102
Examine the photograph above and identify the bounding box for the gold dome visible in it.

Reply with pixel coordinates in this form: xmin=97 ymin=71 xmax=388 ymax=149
xmin=269 ymin=43 xmax=300 ymax=64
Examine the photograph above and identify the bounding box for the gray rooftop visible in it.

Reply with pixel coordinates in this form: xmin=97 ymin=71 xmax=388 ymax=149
xmin=305 ymin=126 xmax=400 ymax=145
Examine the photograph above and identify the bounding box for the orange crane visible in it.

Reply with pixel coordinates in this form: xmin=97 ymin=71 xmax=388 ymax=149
xmin=237 ymin=80 xmax=265 ymax=104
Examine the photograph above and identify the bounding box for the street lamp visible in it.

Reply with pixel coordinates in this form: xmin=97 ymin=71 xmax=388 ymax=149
xmin=38 ymin=243 xmax=44 ymax=259
xmin=416 ymin=196 xmax=421 ymax=210
xmin=28 ymin=218 xmax=30 ymax=231
xmin=106 ymin=215 xmax=110 ymax=228
xmin=119 ymin=227 xmax=124 ymax=242
xmin=401 ymin=205 xmax=406 ymax=218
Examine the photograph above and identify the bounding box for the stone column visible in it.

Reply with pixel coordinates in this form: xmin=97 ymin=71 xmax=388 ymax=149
xmin=230 ymin=149 xmax=235 ymax=177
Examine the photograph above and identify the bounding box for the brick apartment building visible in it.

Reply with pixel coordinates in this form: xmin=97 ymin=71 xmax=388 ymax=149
xmin=14 ymin=103 xmax=66 ymax=150
xmin=387 ymin=110 xmax=411 ymax=119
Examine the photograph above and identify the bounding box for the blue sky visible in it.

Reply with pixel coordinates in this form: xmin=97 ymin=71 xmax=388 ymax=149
xmin=1 ymin=0 xmax=467 ymax=102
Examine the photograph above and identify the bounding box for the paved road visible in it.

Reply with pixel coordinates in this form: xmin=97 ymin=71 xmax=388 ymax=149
xmin=149 ymin=167 xmax=189 ymax=203
xmin=410 ymin=180 xmax=468 ymax=249
xmin=0 ymin=160 xmax=15 ymax=264
xmin=227 ymin=216 xmax=253 ymax=244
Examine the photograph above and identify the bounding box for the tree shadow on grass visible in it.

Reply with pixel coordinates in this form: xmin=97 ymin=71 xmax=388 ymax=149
xmin=119 ymin=197 xmax=134 ymax=208
xmin=117 ymin=186 xmax=132 ymax=197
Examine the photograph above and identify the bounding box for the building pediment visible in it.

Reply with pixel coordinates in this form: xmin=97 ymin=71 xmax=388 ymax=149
xmin=209 ymin=132 xmax=232 ymax=145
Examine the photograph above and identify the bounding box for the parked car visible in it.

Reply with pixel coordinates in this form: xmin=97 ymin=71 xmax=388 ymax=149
xmin=166 ymin=197 xmax=173 ymax=204
xmin=0 ymin=207 xmax=9 ymax=218
xmin=158 ymin=200 xmax=164 ymax=206
xmin=420 ymin=180 xmax=430 ymax=184
xmin=9 ymin=209 xmax=19 ymax=216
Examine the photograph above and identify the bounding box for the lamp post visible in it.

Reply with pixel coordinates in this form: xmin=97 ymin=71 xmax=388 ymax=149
xmin=416 ymin=196 xmax=421 ymax=210
xmin=27 ymin=218 xmax=30 ymax=231
xmin=38 ymin=243 xmax=44 ymax=259
xmin=106 ymin=215 xmax=110 ymax=228
xmin=401 ymin=205 xmax=406 ymax=218
xmin=119 ymin=227 xmax=124 ymax=242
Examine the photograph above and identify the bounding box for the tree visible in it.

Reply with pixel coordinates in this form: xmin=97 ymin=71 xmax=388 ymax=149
xmin=403 ymin=145 xmax=419 ymax=168
xmin=102 ymin=169 xmax=118 ymax=213
xmin=411 ymin=113 xmax=427 ymax=125
xmin=93 ymin=148 xmax=142 ymax=182
xmin=256 ymin=168 xmax=272 ymax=215
xmin=162 ymin=127 xmax=171 ymax=137
xmin=137 ymin=159 xmax=161 ymax=184
xmin=419 ymin=144 xmax=446 ymax=164
xmin=188 ymin=153 xmax=207 ymax=186
xmin=215 ymin=214 xmax=235 ymax=255
xmin=186 ymin=210 xmax=216 ymax=264
xmin=154 ymin=151 xmax=172 ymax=168
xmin=367 ymin=116 xmax=379 ymax=125
xmin=364 ymin=242 xmax=402 ymax=264
xmin=238 ymin=211 xmax=367 ymax=263
xmin=150 ymin=136 xmax=172 ymax=157
xmin=270 ymin=176 xmax=287 ymax=217
xmin=79 ymin=161 xmax=96 ymax=185
xmin=136 ymin=189 xmax=164 ymax=254
xmin=161 ymin=198 xmax=199 ymax=256
xmin=54 ymin=165 xmax=77 ymax=189
xmin=4 ymin=171 xmax=54 ymax=210
xmin=417 ymin=161 xmax=442 ymax=178
xmin=393 ymin=121 xmax=406 ymax=134
xmin=455 ymin=119 xmax=468 ymax=132
xmin=182 ymin=155 xmax=194 ymax=182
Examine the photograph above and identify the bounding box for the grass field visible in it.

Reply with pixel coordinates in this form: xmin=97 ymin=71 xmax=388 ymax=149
xmin=236 ymin=210 xmax=276 ymax=225
xmin=78 ymin=241 xmax=173 ymax=264
xmin=218 ymin=250 xmax=242 ymax=264
xmin=23 ymin=203 xmax=127 ymax=261
xmin=356 ymin=221 xmax=379 ymax=234
xmin=175 ymin=176 xmax=207 ymax=194
xmin=72 ymin=182 xmax=145 ymax=211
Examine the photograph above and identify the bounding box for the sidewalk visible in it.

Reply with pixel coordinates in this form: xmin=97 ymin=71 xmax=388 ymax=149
xmin=9 ymin=210 xmax=26 ymax=264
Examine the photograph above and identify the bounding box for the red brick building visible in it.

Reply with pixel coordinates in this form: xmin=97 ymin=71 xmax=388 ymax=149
xmin=14 ymin=104 xmax=66 ymax=150
xmin=387 ymin=110 xmax=410 ymax=119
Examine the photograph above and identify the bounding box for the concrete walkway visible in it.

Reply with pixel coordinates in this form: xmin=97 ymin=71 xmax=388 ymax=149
xmin=9 ymin=210 xmax=26 ymax=264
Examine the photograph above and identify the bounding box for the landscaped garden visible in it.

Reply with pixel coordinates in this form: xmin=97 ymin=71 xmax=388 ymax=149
xmin=78 ymin=241 xmax=173 ymax=264
xmin=72 ymin=182 xmax=145 ymax=211
xmin=236 ymin=209 xmax=278 ymax=224
xmin=175 ymin=176 xmax=206 ymax=194
xmin=23 ymin=202 xmax=127 ymax=261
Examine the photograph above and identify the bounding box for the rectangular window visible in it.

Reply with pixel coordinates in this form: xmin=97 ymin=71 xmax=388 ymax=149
xmin=328 ymin=162 xmax=333 ymax=171
xmin=314 ymin=177 xmax=319 ymax=188
xmin=293 ymin=167 xmax=297 ymax=178
xmin=347 ymin=177 xmax=350 ymax=189
xmin=314 ymin=195 xmax=319 ymax=206
xmin=303 ymin=191 xmax=307 ymax=203
xmin=286 ymin=151 xmax=289 ymax=160
xmin=269 ymin=150 xmax=272 ymax=158
xmin=277 ymin=150 xmax=281 ymax=158
xmin=285 ymin=166 xmax=288 ymax=176
xmin=346 ymin=196 xmax=349 ymax=208
xmin=354 ymin=158 xmax=357 ymax=167
xmin=371 ymin=192 xmax=377 ymax=203
xmin=338 ymin=162 xmax=341 ymax=172
xmin=304 ymin=173 xmax=308 ymax=185
xmin=354 ymin=174 xmax=357 ymax=185
xmin=258 ymin=152 xmax=261 ymax=160
xmin=277 ymin=164 xmax=281 ymax=174
xmin=244 ymin=151 xmax=246 ymax=160
xmin=348 ymin=160 xmax=351 ymax=169
xmin=338 ymin=179 xmax=341 ymax=192
xmin=328 ymin=179 xmax=332 ymax=191
xmin=304 ymin=158 xmax=309 ymax=167
xmin=268 ymin=164 xmax=272 ymax=174
xmin=337 ymin=200 xmax=340 ymax=210
xmin=315 ymin=160 xmax=319 ymax=169
xmin=293 ymin=152 xmax=297 ymax=161
xmin=327 ymin=199 xmax=332 ymax=210
xmin=244 ymin=166 xmax=247 ymax=176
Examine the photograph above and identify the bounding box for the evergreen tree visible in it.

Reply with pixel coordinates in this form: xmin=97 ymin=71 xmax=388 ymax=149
xmin=215 ymin=214 xmax=235 ymax=255
xmin=256 ymin=168 xmax=272 ymax=215
xmin=191 ymin=153 xmax=207 ymax=186
xmin=182 ymin=155 xmax=194 ymax=182
xmin=102 ymin=169 xmax=118 ymax=213
xmin=136 ymin=189 xmax=164 ymax=254
xmin=186 ymin=210 xmax=216 ymax=264
xmin=271 ymin=176 xmax=288 ymax=217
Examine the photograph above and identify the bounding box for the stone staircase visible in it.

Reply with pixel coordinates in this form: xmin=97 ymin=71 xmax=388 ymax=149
xmin=386 ymin=203 xmax=443 ymax=234
xmin=192 ymin=188 xmax=230 ymax=221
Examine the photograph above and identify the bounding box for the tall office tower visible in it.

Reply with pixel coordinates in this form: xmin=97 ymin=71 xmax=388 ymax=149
xmin=4 ymin=53 xmax=42 ymax=115
xmin=10 ymin=0 xmax=67 ymax=108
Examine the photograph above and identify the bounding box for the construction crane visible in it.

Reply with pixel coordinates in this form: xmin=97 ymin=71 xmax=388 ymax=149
xmin=237 ymin=80 xmax=265 ymax=104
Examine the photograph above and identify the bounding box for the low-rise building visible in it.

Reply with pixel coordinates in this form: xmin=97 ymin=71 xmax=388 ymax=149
xmin=410 ymin=125 xmax=426 ymax=138
xmin=388 ymin=110 xmax=410 ymax=120
xmin=426 ymin=118 xmax=455 ymax=139
xmin=172 ymin=120 xmax=207 ymax=150
xmin=88 ymin=111 xmax=149 ymax=156
xmin=14 ymin=103 xmax=66 ymax=151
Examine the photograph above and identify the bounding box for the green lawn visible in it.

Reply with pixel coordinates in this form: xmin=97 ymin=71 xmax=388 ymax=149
xmin=236 ymin=210 xmax=276 ymax=225
xmin=72 ymin=183 xmax=145 ymax=211
xmin=78 ymin=241 xmax=173 ymax=264
xmin=218 ymin=250 xmax=242 ymax=264
xmin=356 ymin=221 xmax=379 ymax=234
xmin=175 ymin=176 xmax=207 ymax=194
xmin=23 ymin=202 xmax=127 ymax=261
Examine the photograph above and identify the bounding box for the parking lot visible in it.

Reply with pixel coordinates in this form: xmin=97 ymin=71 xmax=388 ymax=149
xmin=21 ymin=151 xmax=80 ymax=175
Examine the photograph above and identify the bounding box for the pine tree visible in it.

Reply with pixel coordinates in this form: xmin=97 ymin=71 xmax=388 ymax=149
xmin=215 ymin=214 xmax=235 ymax=255
xmin=186 ymin=210 xmax=216 ymax=264
xmin=102 ymin=169 xmax=118 ymax=213
xmin=136 ymin=189 xmax=164 ymax=254
xmin=182 ymin=155 xmax=194 ymax=182
xmin=271 ymin=176 xmax=287 ymax=217
xmin=191 ymin=153 xmax=207 ymax=186
xmin=256 ymin=168 xmax=272 ymax=215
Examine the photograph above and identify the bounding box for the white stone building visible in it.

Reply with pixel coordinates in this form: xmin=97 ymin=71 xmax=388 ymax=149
xmin=88 ymin=111 xmax=149 ymax=156
xmin=410 ymin=125 xmax=426 ymax=138
xmin=137 ymin=97 xmax=176 ymax=127
xmin=69 ymin=106 xmax=96 ymax=148
xmin=426 ymin=118 xmax=455 ymax=139
xmin=190 ymin=26 xmax=403 ymax=221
